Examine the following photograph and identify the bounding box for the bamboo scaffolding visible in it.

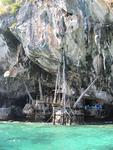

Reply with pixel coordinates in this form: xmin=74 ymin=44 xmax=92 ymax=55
xmin=53 ymin=65 xmax=60 ymax=125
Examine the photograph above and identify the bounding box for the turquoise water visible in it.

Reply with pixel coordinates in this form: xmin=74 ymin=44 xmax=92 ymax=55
xmin=0 ymin=122 xmax=113 ymax=150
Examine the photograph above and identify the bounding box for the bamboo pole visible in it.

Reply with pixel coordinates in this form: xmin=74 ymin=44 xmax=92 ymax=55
xmin=23 ymin=81 xmax=34 ymax=104
xmin=58 ymin=66 xmax=61 ymax=103
xmin=62 ymin=51 xmax=66 ymax=125
xmin=53 ymin=106 xmax=55 ymax=125
xmin=53 ymin=65 xmax=60 ymax=103
xmin=38 ymin=76 xmax=46 ymax=115
xmin=74 ymin=76 xmax=99 ymax=108
xmin=53 ymin=65 xmax=60 ymax=125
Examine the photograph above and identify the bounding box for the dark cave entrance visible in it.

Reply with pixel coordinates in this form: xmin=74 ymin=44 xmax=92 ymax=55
xmin=84 ymin=97 xmax=113 ymax=123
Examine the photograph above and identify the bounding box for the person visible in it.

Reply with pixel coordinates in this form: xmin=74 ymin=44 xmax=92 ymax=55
xmin=95 ymin=103 xmax=102 ymax=116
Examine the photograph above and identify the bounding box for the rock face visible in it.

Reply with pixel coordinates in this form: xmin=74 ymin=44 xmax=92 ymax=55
xmin=0 ymin=107 xmax=12 ymax=120
xmin=9 ymin=0 xmax=86 ymax=72
xmin=1 ymin=0 xmax=113 ymax=120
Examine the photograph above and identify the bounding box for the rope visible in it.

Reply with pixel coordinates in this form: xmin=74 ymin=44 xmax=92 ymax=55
xmin=46 ymin=114 xmax=53 ymax=123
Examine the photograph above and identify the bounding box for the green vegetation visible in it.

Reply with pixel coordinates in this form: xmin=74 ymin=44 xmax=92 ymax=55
xmin=0 ymin=0 xmax=14 ymax=5
xmin=0 ymin=0 xmax=36 ymax=15
xmin=0 ymin=0 xmax=21 ymax=15
xmin=0 ymin=7 xmax=7 ymax=15
xmin=10 ymin=2 xmax=21 ymax=14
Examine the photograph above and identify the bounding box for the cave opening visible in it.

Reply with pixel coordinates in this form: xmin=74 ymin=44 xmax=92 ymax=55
xmin=84 ymin=97 xmax=113 ymax=123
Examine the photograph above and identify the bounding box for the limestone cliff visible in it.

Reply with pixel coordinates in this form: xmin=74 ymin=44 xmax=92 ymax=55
xmin=0 ymin=0 xmax=113 ymax=120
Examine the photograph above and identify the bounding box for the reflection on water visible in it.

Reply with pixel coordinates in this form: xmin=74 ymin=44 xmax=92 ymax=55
xmin=0 ymin=122 xmax=113 ymax=150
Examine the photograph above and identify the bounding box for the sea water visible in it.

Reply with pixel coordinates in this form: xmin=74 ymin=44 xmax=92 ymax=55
xmin=0 ymin=122 xmax=113 ymax=150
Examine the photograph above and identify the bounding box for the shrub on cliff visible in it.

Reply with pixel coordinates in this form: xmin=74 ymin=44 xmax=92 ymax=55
xmin=0 ymin=0 xmax=14 ymax=5
xmin=0 ymin=0 xmax=21 ymax=15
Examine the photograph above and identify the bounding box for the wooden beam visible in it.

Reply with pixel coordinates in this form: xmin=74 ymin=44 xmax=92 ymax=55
xmin=74 ymin=76 xmax=99 ymax=108
xmin=53 ymin=65 xmax=60 ymax=103
xmin=23 ymin=81 xmax=34 ymax=103
xmin=62 ymin=50 xmax=67 ymax=125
